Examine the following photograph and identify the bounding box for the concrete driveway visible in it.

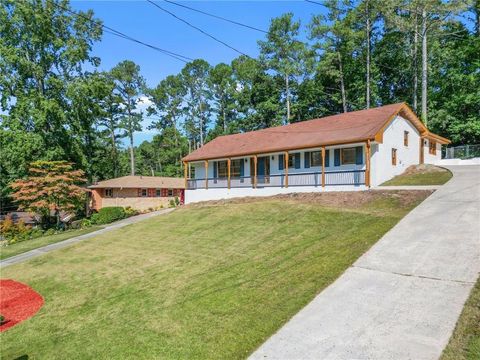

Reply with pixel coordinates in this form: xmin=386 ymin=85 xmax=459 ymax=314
xmin=250 ymin=165 xmax=480 ymax=360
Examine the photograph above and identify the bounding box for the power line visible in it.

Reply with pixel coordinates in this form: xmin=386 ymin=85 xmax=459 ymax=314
xmin=163 ymin=0 xmax=268 ymax=33
xmin=146 ymin=0 xmax=250 ymax=57
xmin=53 ymin=2 xmax=193 ymax=63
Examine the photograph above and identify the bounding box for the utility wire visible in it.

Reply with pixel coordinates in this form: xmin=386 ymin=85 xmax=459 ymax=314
xmin=53 ymin=2 xmax=192 ymax=63
xmin=146 ymin=0 xmax=249 ymax=57
xmin=163 ymin=0 xmax=268 ymax=33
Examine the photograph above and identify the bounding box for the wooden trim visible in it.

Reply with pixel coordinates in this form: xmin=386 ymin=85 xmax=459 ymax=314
xmin=365 ymin=140 xmax=371 ymax=187
xmin=183 ymin=161 xmax=188 ymax=189
xmin=285 ymin=151 xmax=289 ymax=188
xmin=204 ymin=160 xmax=208 ymax=189
xmin=227 ymin=158 xmax=231 ymax=189
xmin=419 ymin=137 xmax=424 ymax=164
xmin=253 ymin=155 xmax=257 ymax=188
xmin=321 ymin=146 xmax=325 ymax=188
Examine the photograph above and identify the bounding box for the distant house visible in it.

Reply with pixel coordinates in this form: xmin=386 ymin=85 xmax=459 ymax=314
xmin=182 ymin=103 xmax=450 ymax=204
xmin=89 ymin=176 xmax=185 ymax=211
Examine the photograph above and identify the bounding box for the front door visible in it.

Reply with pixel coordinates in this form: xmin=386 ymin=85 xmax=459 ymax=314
xmin=256 ymin=156 xmax=270 ymax=184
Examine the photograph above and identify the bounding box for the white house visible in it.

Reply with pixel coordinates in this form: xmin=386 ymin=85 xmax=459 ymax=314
xmin=182 ymin=103 xmax=450 ymax=204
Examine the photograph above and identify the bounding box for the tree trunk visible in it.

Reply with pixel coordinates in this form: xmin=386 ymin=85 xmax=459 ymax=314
xmin=365 ymin=0 xmax=371 ymax=109
xmin=421 ymin=7 xmax=428 ymax=125
xmin=285 ymin=73 xmax=291 ymax=123
xmin=199 ymin=101 xmax=204 ymax=146
xmin=338 ymin=52 xmax=347 ymax=113
xmin=110 ymin=122 xmax=118 ymax=178
xmin=129 ymin=132 xmax=135 ymax=176
xmin=413 ymin=12 xmax=418 ymax=112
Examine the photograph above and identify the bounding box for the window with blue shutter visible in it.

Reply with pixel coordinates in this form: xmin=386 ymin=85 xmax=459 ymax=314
xmin=304 ymin=151 xmax=310 ymax=168
xmin=294 ymin=153 xmax=301 ymax=169
xmin=355 ymin=146 xmax=363 ymax=165
xmin=279 ymin=154 xmax=284 ymax=170
xmin=334 ymin=149 xmax=341 ymax=166
xmin=325 ymin=150 xmax=330 ymax=167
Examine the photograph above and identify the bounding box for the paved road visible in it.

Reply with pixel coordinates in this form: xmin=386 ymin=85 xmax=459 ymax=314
xmin=250 ymin=165 xmax=480 ymax=360
xmin=0 ymin=208 xmax=175 ymax=268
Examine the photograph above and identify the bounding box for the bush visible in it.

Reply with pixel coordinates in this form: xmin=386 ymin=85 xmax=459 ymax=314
xmin=43 ymin=228 xmax=57 ymax=236
xmin=0 ymin=217 xmax=32 ymax=243
xmin=90 ymin=207 xmax=126 ymax=225
xmin=124 ymin=206 xmax=138 ymax=217
xmin=175 ymin=197 xmax=180 ymax=206
xmin=169 ymin=199 xmax=175 ymax=208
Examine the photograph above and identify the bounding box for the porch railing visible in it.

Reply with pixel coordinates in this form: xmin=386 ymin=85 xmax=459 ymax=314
xmin=187 ymin=170 xmax=365 ymax=190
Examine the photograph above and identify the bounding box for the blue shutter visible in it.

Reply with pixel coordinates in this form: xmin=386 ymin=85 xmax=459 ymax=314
xmin=240 ymin=159 xmax=244 ymax=177
xmin=304 ymin=152 xmax=310 ymax=168
xmin=279 ymin=154 xmax=284 ymax=170
xmin=334 ymin=149 xmax=340 ymax=166
xmin=213 ymin=161 xmax=217 ymax=178
xmin=325 ymin=150 xmax=330 ymax=167
xmin=294 ymin=153 xmax=301 ymax=169
xmin=356 ymin=146 xmax=363 ymax=165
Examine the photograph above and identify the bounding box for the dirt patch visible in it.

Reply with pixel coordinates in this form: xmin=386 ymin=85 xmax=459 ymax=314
xmin=403 ymin=164 xmax=449 ymax=175
xmin=185 ymin=190 xmax=434 ymax=210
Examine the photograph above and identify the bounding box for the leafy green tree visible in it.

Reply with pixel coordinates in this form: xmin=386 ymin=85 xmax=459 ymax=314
xmin=181 ymin=59 xmax=211 ymax=147
xmin=209 ymin=63 xmax=238 ymax=134
xmin=110 ymin=60 xmax=145 ymax=176
xmin=259 ymin=13 xmax=309 ymax=123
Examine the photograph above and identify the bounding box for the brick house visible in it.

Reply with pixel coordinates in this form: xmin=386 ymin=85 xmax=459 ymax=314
xmin=89 ymin=176 xmax=185 ymax=211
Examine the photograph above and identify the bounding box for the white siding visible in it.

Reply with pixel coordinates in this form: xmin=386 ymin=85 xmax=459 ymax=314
xmin=370 ymin=115 xmax=421 ymax=186
xmin=423 ymin=140 xmax=442 ymax=164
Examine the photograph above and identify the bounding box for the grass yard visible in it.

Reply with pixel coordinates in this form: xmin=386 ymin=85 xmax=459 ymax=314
xmin=442 ymin=278 xmax=480 ymax=360
xmin=381 ymin=164 xmax=452 ymax=186
xmin=0 ymin=226 xmax=101 ymax=260
xmin=0 ymin=191 xmax=431 ymax=359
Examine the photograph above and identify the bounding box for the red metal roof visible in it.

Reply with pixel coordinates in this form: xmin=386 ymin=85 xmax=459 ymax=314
xmin=184 ymin=103 xmax=448 ymax=162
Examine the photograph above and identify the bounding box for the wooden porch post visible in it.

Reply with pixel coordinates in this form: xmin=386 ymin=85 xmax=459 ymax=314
xmin=365 ymin=140 xmax=371 ymax=187
xmin=204 ymin=160 xmax=208 ymax=189
xmin=284 ymin=151 xmax=289 ymax=188
xmin=253 ymin=155 xmax=257 ymax=188
xmin=227 ymin=158 xmax=231 ymax=189
xmin=419 ymin=136 xmax=424 ymax=164
xmin=183 ymin=161 xmax=188 ymax=189
xmin=321 ymin=146 xmax=326 ymax=188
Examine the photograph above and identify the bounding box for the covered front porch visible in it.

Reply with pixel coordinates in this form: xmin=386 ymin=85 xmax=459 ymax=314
xmin=184 ymin=142 xmax=372 ymax=190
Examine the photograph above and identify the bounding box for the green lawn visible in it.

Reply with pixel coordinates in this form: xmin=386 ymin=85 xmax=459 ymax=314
xmin=0 ymin=226 xmax=101 ymax=260
xmin=442 ymin=278 xmax=480 ymax=360
xmin=382 ymin=166 xmax=452 ymax=186
xmin=0 ymin=192 xmax=430 ymax=359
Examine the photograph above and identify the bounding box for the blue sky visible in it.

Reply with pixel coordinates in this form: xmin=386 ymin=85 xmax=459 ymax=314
xmin=70 ymin=1 xmax=327 ymax=145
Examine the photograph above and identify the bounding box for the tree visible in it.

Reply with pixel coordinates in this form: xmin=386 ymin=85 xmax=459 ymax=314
xmin=10 ymin=161 xmax=86 ymax=227
xmin=259 ymin=13 xmax=309 ymax=123
xmin=110 ymin=60 xmax=145 ymax=176
xmin=181 ymin=59 xmax=211 ymax=147
xmin=0 ymin=0 xmax=102 ymax=203
xmin=209 ymin=63 xmax=237 ymax=134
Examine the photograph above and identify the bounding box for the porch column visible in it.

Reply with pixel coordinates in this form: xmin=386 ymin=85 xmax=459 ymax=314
xmin=183 ymin=161 xmax=188 ymax=189
xmin=227 ymin=158 xmax=231 ymax=189
xmin=419 ymin=136 xmax=424 ymax=164
xmin=253 ymin=155 xmax=257 ymax=188
xmin=204 ymin=160 xmax=208 ymax=189
xmin=284 ymin=151 xmax=289 ymax=188
xmin=365 ymin=140 xmax=371 ymax=187
xmin=321 ymin=146 xmax=326 ymax=188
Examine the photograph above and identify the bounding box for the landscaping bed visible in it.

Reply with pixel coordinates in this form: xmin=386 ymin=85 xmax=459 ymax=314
xmin=381 ymin=164 xmax=452 ymax=186
xmin=0 ymin=190 xmax=431 ymax=359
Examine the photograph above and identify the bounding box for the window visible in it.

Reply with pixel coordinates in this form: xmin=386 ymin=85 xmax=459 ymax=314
xmin=141 ymin=188 xmax=147 ymax=197
xmin=156 ymin=189 xmax=161 ymax=197
xmin=404 ymin=131 xmax=409 ymax=147
xmin=310 ymin=151 xmax=321 ymax=167
xmin=288 ymin=153 xmax=299 ymax=168
xmin=341 ymin=148 xmax=356 ymax=165
xmin=392 ymin=148 xmax=397 ymax=165
xmin=105 ymin=188 xmax=113 ymax=197
xmin=429 ymin=140 xmax=437 ymax=155
xmin=168 ymin=189 xmax=174 ymax=197
xmin=217 ymin=161 xmax=228 ymax=178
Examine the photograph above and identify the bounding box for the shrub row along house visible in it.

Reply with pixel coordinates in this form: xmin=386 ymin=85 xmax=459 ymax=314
xmin=182 ymin=103 xmax=449 ymax=204
xmin=89 ymin=176 xmax=185 ymax=211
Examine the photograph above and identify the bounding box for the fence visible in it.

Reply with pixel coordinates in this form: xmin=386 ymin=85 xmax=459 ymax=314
xmin=443 ymin=144 xmax=480 ymax=159
xmin=187 ymin=170 xmax=365 ymax=190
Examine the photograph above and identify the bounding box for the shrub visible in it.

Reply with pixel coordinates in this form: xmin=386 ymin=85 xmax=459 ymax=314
xmin=90 ymin=207 xmax=126 ymax=225
xmin=0 ymin=217 xmax=32 ymax=242
xmin=169 ymin=199 xmax=175 ymax=208
xmin=175 ymin=197 xmax=180 ymax=206
xmin=0 ymin=315 xmax=5 ymax=324
xmin=44 ymin=228 xmax=56 ymax=236
xmin=124 ymin=206 xmax=138 ymax=217
xmin=81 ymin=218 xmax=92 ymax=228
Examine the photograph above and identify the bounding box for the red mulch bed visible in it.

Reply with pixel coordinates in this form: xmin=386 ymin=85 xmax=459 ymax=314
xmin=0 ymin=279 xmax=44 ymax=332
